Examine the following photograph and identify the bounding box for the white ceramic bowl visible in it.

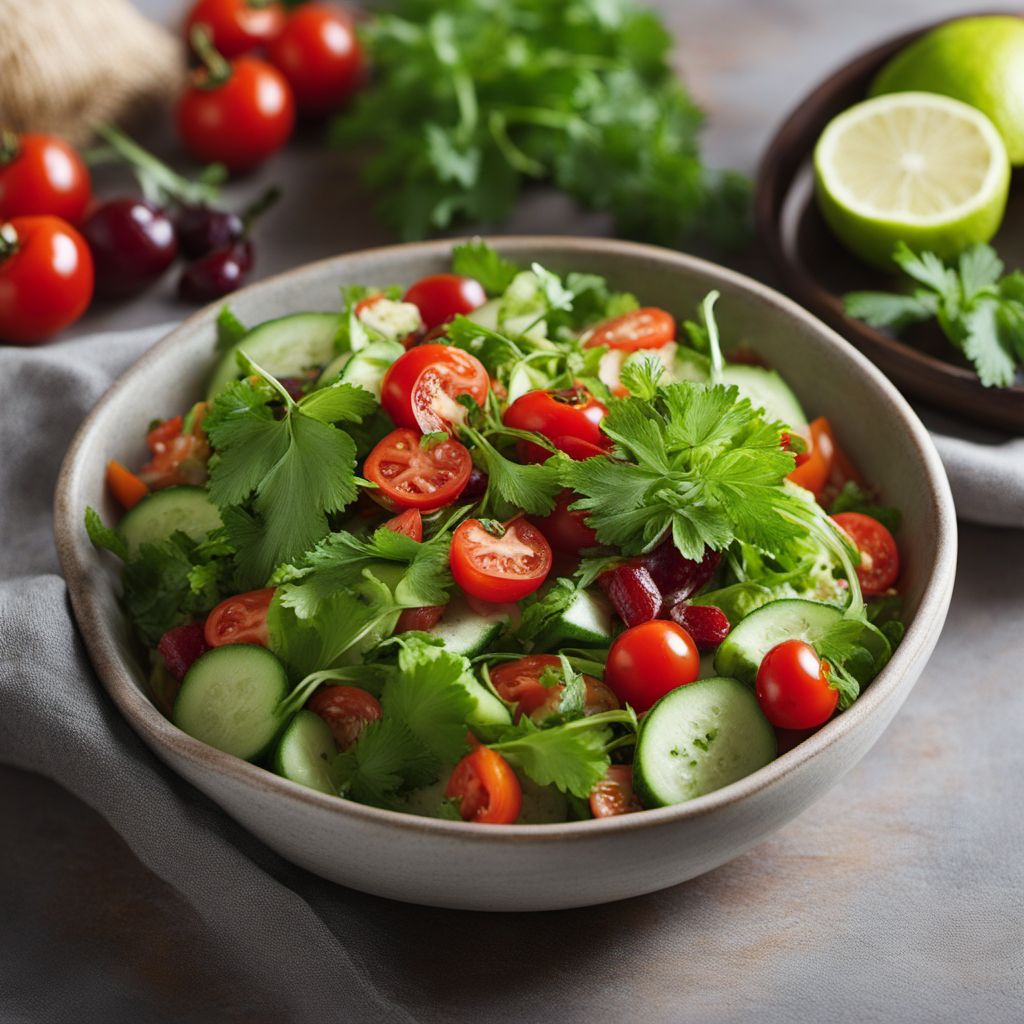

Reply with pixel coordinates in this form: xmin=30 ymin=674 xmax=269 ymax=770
xmin=55 ymin=238 xmax=957 ymax=911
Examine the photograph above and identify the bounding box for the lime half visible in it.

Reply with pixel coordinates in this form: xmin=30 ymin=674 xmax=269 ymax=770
xmin=814 ymin=91 xmax=1010 ymax=269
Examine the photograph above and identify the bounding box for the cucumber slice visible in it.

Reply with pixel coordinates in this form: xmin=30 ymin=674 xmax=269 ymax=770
xmin=429 ymin=594 xmax=509 ymax=657
xmin=207 ymin=312 xmax=342 ymax=398
xmin=633 ymin=677 xmax=777 ymax=807
xmin=172 ymin=645 xmax=288 ymax=761
xmin=462 ymin=674 xmax=512 ymax=730
xmin=337 ymin=340 xmax=403 ymax=400
xmin=467 ymin=298 xmax=500 ymax=330
xmin=317 ymin=352 xmax=351 ymax=386
xmin=274 ymin=709 xmax=338 ymax=794
xmin=720 ymin=365 xmax=807 ymax=431
xmin=714 ymin=598 xmax=843 ymax=685
xmin=535 ymin=588 xmax=613 ymax=649
xmin=119 ymin=485 xmax=222 ymax=555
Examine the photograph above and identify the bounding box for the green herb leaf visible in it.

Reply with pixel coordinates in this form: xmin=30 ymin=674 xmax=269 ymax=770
xmin=215 ymin=306 xmax=248 ymax=354
xmin=451 ymin=239 xmax=521 ymax=294
xmin=84 ymin=506 xmax=129 ymax=561
xmin=829 ymin=482 xmax=902 ymax=534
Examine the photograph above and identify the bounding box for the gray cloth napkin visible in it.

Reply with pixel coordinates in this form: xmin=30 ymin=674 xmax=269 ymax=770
xmin=0 ymin=325 xmax=1020 ymax=1024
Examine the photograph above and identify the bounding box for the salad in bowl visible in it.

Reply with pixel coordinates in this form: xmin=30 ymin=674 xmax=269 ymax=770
xmin=86 ymin=242 xmax=905 ymax=827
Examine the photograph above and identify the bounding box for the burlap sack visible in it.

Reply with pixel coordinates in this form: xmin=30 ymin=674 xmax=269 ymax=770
xmin=0 ymin=0 xmax=184 ymax=145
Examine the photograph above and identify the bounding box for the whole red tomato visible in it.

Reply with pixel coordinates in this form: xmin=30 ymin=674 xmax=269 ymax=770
xmin=0 ymin=216 xmax=94 ymax=344
xmin=267 ymin=3 xmax=365 ymax=116
xmin=185 ymin=0 xmax=287 ymax=58
xmin=0 ymin=133 xmax=91 ymax=223
xmin=177 ymin=39 xmax=295 ymax=171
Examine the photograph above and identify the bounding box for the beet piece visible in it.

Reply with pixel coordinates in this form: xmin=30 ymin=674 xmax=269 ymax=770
xmin=668 ymin=603 xmax=731 ymax=651
xmin=157 ymin=623 xmax=209 ymax=681
xmin=641 ymin=540 xmax=720 ymax=599
xmin=599 ymin=563 xmax=661 ymax=627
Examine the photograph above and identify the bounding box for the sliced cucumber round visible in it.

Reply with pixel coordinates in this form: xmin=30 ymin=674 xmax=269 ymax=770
xmin=428 ymin=594 xmax=509 ymax=658
xmin=534 ymin=588 xmax=613 ymax=650
xmin=337 ymin=340 xmax=404 ymax=400
xmin=274 ymin=709 xmax=338 ymax=794
xmin=172 ymin=645 xmax=288 ymax=762
xmin=317 ymin=352 xmax=351 ymax=386
xmin=714 ymin=598 xmax=843 ymax=685
xmin=634 ymin=677 xmax=776 ymax=808
xmin=720 ymin=364 xmax=807 ymax=431
xmin=119 ymin=485 xmax=222 ymax=555
xmin=207 ymin=312 xmax=342 ymax=399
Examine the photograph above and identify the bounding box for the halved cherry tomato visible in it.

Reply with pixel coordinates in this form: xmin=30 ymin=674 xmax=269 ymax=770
xmin=403 ymin=274 xmax=486 ymax=331
xmin=583 ymin=307 xmax=676 ymax=351
xmin=394 ymin=605 xmax=446 ymax=634
xmin=489 ymin=654 xmax=619 ymax=723
xmin=383 ymin=507 xmax=423 ymax=541
xmin=307 ymin=685 xmax=382 ymax=749
xmin=204 ymin=587 xmax=275 ymax=648
xmin=176 ymin=42 xmax=295 ymax=171
xmin=450 ymin=517 xmax=552 ymax=603
xmin=0 ymin=216 xmax=93 ymax=344
xmin=756 ymin=639 xmax=838 ymax=730
xmin=380 ymin=344 xmax=489 ymax=434
xmin=832 ymin=511 xmax=900 ymax=596
xmin=267 ymin=3 xmax=364 ymax=116
xmin=184 ymin=0 xmax=287 ymax=58
xmin=0 ymin=133 xmax=91 ymax=223
xmin=589 ymin=765 xmax=642 ymax=818
xmin=138 ymin=412 xmax=211 ymax=489
xmin=106 ymin=460 xmax=149 ymax=510
xmin=533 ymin=490 xmax=597 ymax=558
xmin=787 ymin=417 xmax=835 ymax=496
xmin=445 ymin=746 xmax=522 ymax=824
xmin=604 ymin=620 xmax=699 ymax=713
xmin=364 ymin=428 xmax=472 ymax=512
xmin=503 ymin=386 xmax=608 ymax=463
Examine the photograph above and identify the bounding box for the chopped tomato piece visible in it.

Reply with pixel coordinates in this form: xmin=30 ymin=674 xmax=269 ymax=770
xmin=383 ymin=508 xmax=423 ymax=542
xmin=589 ymin=765 xmax=642 ymax=818
xmin=106 ymin=459 xmax=149 ymax=510
xmin=832 ymin=511 xmax=900 ymax=595
xmin=450 ymin=517 xmax=552 ymax=603
xmin=445 ymin=746 xmax=522 ymax=824
xmin=307 ymin=685 xmax=382 ymax=750
xmin=204 ymin=588 xmax=275 ymax=648
xmin=583 ymin=307 xmax=675 ymax=351
xmin=364 ymin=428 xmax=472 ymax=512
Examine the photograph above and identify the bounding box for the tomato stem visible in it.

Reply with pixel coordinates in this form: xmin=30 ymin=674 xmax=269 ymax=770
xmin=241 ymin=185 xmax=282 ymax=234
xmin=190 ymin=25 xmax=234 ymax=90
xmin=0 ymin=130 xmax=19 ymax=166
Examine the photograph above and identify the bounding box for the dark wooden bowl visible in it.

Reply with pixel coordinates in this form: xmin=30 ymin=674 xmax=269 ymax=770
xmin=755 ymin=13 xmax=1024 ymax=433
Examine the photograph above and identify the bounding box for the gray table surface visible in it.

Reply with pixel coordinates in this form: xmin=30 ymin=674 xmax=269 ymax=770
xmin=5 ymin=1 xmax=1022 ymax=1021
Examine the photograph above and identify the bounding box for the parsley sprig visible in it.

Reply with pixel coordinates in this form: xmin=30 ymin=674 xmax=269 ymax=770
xmin=844 ymin=242 xmax=1024 ymax=388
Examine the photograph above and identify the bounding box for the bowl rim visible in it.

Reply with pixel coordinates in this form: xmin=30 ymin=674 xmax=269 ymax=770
xmin=753 ymin=10 xmax=1024 ymax=429
xmin=54 ymin=235 xmax=958 ymax=843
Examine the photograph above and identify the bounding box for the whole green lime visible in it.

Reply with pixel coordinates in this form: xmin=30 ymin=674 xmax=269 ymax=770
xmin=871 ymin=16 xmax=1024 ymax=164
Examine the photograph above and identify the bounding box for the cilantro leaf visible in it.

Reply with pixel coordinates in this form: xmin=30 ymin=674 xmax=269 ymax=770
xmin=451 ymin=240 xmax=521 ymax=294
xmin=563 ymin=380 xmax=805 ymax=559
xmin=462 ymin=427 xmax=561 ymax=517
xmin=84 ymin=506 xmax=128 ymax=561
xmin=844 ymin=242 xmax=1024 ymax=388
xmin=204 ymin=367 xmax=362 ymax=588
xmin=272 ymin=522 xmax=454 ymax=617
xmin=381 ymin=642 xmax=475 ymax=764
xmin=297 ymin=381 xmax=378 ymax=424
xmin=331 ymin=716 xmax=439 ymax=807
xmin=215 ymin=306 xmax=248 ymax=355
xmin=815 ymin=617 xmax=892 ymax=709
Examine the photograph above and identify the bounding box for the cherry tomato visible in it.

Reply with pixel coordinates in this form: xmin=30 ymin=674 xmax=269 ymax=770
xmin=307 ymin=685 xmax=381 ymax=750
xmin=402 ymin=274 xmax=486 ymax=331
xmin=0 ymin=133 xmax=91 ymax=223
xmin=787 ymin=417 xmax=835 ymax=495
xmin=177 ymin=53 xmax=295 ymax=171
xmin=267 ymin=3 xmax=364 ymax=116
xmin=380 ymin=343 xmax=489 ymax=434
xmin=832 ymin=511 xmax=900 ymax=596
xmin=364 ymin=428 xmax=472 ymax=512
xmin=383 ymin=507 xmax=423 ymax=542
xmin=533 ymin=490 xmax=597 ymax=557
xmin=394 ymin=605 xmax=446 ymax=634
xmin=589 ymin=765 xmax=642 ymax=818
xmin=139 ymin=413 xmax=210 ymax=489
xmin=185 ymin=0 xmax=287 ymax=58
xmin=756 ymin=639 xmax=838 ymax=730
xmin=489 ymin=654 xmax=618 ymax=723
xmin=204 ymin=587 xmax=275 ymax=648
xmin=0 ymin=216 xmax=93 ymax=344
xmin=445 ymin=746 xmax=522 ymax=824
xmin=584 ymin=307 xmax=676 ymax=351
xmin=503 ymin=386 xmax=608 ymax=463
xmin=450 ymin=517 xmax=552 ymax=603
xmin=105 ymin=460 xmax=149 ymax=510
xmin=604 ymin=620 xmax=699 ymax=713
